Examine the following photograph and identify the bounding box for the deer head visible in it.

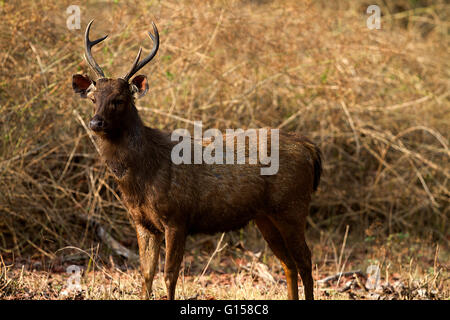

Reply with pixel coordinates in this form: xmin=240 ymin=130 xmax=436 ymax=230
xmin=72 ymin=20 xmax=159 ymax=137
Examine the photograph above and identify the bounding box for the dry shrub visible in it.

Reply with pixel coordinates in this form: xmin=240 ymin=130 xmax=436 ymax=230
xmin=0 ymin=0 xmax=448 ymax=258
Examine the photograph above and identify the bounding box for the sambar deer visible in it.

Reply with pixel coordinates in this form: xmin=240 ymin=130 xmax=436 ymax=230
xmin=72 ymin=20 xmax=322 ymax=300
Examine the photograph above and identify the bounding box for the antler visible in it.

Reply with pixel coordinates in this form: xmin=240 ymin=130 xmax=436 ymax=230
xmin=123 ymin=22 xmax=159 ymax=82
xmin=84 ymin=20 xmax=108 ymax=78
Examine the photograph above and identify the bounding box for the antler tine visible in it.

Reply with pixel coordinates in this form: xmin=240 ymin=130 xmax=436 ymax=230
xmin=125 ymin=47 xmax=143 ymax=82
xmin=123 ymin=22 xmax=159 ymax=81
xmin=84 ymin=19 xmax=108 ymax=78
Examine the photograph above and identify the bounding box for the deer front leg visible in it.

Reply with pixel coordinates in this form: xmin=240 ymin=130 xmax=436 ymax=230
xmin=163 ymin=226 xmax=186 ymax=300
xmin=136 ymin=224 xmax=163 ymax=299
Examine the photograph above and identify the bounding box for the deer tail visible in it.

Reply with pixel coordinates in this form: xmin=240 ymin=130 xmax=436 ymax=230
xmin=311 ymin=144 xmax=322 ymax=192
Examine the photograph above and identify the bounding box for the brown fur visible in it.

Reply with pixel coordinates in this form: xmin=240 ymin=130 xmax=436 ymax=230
xmin=73 ymin=75 xmax=322 ymax=300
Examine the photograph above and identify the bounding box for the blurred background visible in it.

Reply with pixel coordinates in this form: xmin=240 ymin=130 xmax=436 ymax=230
xmin=0 ymin=0 xmax=448 ymax=299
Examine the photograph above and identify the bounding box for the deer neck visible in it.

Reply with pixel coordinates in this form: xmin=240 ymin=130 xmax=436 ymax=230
xmin=96 ymin=111 xmax=169 ymax=181
xmin=95 ymin=110 xmax=142 ymax=176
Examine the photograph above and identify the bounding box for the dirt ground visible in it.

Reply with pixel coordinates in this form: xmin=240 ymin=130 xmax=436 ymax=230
xmin=1 ymin=233 xmax=448 ymax=300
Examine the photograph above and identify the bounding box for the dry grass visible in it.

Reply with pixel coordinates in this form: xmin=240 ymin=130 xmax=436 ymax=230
xmin=0 ymin=0 xmax=449 ymax=299
xmin=1 ymin=233 xmax=448 ymax=300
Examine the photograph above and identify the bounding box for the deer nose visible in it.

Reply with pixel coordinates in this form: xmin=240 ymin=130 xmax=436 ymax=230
xmin=89 ymin=116 xmax=106 ymax=132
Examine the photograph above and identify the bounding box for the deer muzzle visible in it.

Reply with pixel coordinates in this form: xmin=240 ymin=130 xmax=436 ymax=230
xmin=89 ymin=116 xmax=106 ymax=132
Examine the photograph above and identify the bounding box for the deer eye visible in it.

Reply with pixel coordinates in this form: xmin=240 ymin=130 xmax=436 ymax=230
xmin=112 ymin=99 xmax=125 ymax=108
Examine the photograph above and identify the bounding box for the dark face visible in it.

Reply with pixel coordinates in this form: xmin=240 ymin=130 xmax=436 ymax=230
xmin=72 ymin=74 xmax=148 ymax=137
xmin=88 ymin=78 xmax=132 ymax=134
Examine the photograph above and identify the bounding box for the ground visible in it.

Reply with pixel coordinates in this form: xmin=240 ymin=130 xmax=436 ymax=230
xmin=1 ymin=232 xmax=447 ymax=300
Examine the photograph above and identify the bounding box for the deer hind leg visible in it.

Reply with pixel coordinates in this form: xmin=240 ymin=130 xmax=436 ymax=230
xmin=136 ymin=224 xmax=163 ymax=299
xmin=255 ymin=216 xmax=299 ymax=300
xmin=269 ymin=206 xmax=314 ymax=300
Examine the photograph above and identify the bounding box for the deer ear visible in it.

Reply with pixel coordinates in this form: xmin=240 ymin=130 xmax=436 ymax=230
xmin=130 ymin=75 xmax=148 ymax=99
xmin=72 ymin=74 xmax=95 ymax=98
